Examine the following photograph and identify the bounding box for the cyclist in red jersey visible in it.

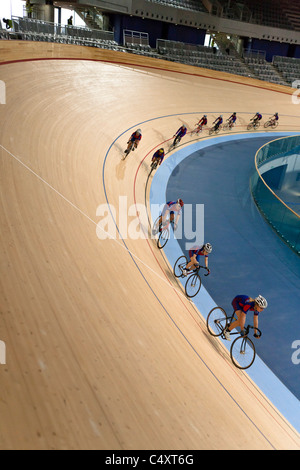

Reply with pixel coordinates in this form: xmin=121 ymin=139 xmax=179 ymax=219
xmin=224 ymin=294 xmax=268 ymax=340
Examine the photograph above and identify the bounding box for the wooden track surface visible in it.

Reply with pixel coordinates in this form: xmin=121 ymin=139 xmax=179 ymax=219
xmin=0 ymin=41 xmax=299 ymax=450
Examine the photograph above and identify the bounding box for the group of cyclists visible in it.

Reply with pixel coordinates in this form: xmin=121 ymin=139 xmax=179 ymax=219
xmin=124 ymin=112 xmax=279 ymax=160
xmin=123 ymin=117 xmax=270 ymax=340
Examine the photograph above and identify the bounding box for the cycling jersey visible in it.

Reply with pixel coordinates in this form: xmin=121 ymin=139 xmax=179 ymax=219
xmin=254 ymin=114 xmax=262 ymax=120
xmin=199 ymin=117 xmax=208 ymax=126
xmin=232 ymin=295 xmax=260 ymax=316
xmin=229 ymin=115 xmax=237 ymax=123
xmin=162 ymin=201 xmax=182 ymax=216
xmin=130 ymin=132 xmax=142 ymax=143
xmin=152 ymin=149 xmax=165 ymax=163
xmin=214 ymin=117 xmax=223 ymax=126
xmin=188 ymin=245 xmax=208 ymax=263
xmin=175 ymin=126 xmax=187 ymax=137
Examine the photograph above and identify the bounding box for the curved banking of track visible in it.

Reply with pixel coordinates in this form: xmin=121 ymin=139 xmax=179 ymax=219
xmin=0 ymin=41 xmax=299 ymax=450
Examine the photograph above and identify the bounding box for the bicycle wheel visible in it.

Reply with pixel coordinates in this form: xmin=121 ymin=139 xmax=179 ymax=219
xmin=271 ymin=121 xmax=278 ymax=128
xmin=152 ymin=216 xmax=161 ymax=236
xmin=157 ymin=226 xmax=169 ymax=249
xmin=209 ymin=127 xmax=214 ymax=135
xmin=185 ymin=273 xmax=201 ymax=298
xmin=230 ymin=335 xmax=256 ymax=370
xmin=206 ymin=307 xmax=228 ymax=337
xmin=247 ymin=123 xmax=253 ymax=130
xmin=223 ymin=122 xmax=229 ymax=131
xmin=264 ymin=121 xmax=270 ymax=128
xmin=173 ymin=255 xmax=187 ymax=278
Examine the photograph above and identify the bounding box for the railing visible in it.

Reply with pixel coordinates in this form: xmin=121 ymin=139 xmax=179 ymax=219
xmin=11 ymin=16 xmax=114 ymax=42
xmin=250 ymin=135 xmax=300 ymax=255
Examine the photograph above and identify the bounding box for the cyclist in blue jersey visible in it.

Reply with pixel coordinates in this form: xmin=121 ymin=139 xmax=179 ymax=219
xmin=183 ymin=243 xmax=212 ymax=276
xmin=224 ymin=294 xmax=268 ymax=341
xmin=251 ymin=112 xmax=262 ymax=125
xmin=173 ymin=125 xmax=187 ymax=146
xmin=227 ymin=112 xmax=237 ymax=128
xmin=151 ymin=148 xmax=165 ymax=166
xmin=270 ymin=112 xmax=279 ymax=125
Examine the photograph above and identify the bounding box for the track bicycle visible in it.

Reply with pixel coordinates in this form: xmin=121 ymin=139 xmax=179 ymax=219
xmin=247 ymin=120 xmax=261 ymax=131
xmin=152 ymin=216 xmax=174 ymax=249
xmin=169 ymin=134 xmax=183 ymax=150
xmin=191 ymin=124 xmax=204 ymax=136
xmin=149 ymin=158 xmax=159 ymax=176
xmin=209 ymin=124 xmax=222 ymax=135
xmin=264 ymin=119 xmax=279 ymax=129
xmin=123 ymin=140 xmax=136 ymax=159
xmin=223 ymin=120 xmax=235 ymax=131
xmin=206 ymin=306 xmax=262 ymax=370
xmin=173 ymin=255 xmax=209 ymax=298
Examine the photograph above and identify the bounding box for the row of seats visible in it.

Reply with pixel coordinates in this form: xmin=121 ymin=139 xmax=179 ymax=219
xmin=0 ymin=17 xmax=296 ymax=87
xmin=273 ymin=55 xmax=300 ymax=85
xmin=146 ymin=0 xmax=207 ymax=13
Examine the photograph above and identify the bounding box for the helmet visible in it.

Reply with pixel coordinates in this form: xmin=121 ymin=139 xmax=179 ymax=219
xmin=136 ymin=129 xmax=142 ymax=135
xmin=204 ymin=115 xmax=207 ymax=117
xmin=177 ymin=198 xmax=184 ymax=207
xmin=158 ymin=148 xmax=164 ymax=153
xmin=255 ymin=295 xmax=268 ymax=309
xmin=204 ymin=242 xmax=212 ymax=253
xmin=275 ymin=112 xmax=278 ymax=115
xmin=233 ymin=112 xmax=236 ymax=115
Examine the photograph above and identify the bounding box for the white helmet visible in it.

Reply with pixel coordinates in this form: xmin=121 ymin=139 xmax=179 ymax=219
xmin=255 ymin=295 xmax=268 ymax=309
xmin=204 ymin=243 xmax=212 ymax=253
xmin=136 ymin=128 xmax=142 ymax=135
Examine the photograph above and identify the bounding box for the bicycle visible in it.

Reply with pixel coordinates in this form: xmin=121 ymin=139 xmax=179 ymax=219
xmin=247 ymin=120 xmax=261 ymax=131
xmin=123 ymin=140 xmax=136 ymax=159
xmin=149 ymin=158 xmax=159 ymax=177
xmin=209 ymin=124 xmax=222 ymax=135
xmin=223 ymin=120 xmax=235 ymax=131
xmin=264 ymin=119 xmax=279 ymax=129
xmin=206 ymin=306 xmax=262 ymax=370
xmin=152 ymin=216 xmax=174 ymax=249
xmin=191 ymin=124 xmax=204 ymax=136
xmin=169 ymin=134 xmax=183 ymax=151
xmin=173 ymin=255 xmax=209 ymax=298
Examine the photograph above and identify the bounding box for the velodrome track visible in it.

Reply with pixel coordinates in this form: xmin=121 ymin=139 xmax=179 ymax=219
xmin=0 ymin=41 xmax=300 ymax=450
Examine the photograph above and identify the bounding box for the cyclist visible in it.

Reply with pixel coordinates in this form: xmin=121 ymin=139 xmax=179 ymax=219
xmin=227 ymin=112 xmax=237 ymax=128
xmin=173 ymin=125 xmax=187 ymax=146
xmin=251 ymin=112 xmax=262 ymax=126
xmin=124 ymin=128 xmax=142 ymax=154
xmin=194 ymin=115 xmax=208 ymax=133
xmin=224 ymin=294 xmax=268 ymax=341
xmin=151 ymin=148 xmax=165 ymax=167
xmin=182 ymin=243 xmax=212 ymax=276
xmin=212 ymin=115 xmax=223 ymax=131
xmin=270 ymin=112 xmax=279 ymax=125
xmin=154 ymin=199 xmax=184 ymax=234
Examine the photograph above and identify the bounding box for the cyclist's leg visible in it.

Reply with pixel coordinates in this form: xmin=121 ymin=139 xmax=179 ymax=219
xmin=185 ymin=253 xmax=199 ymax=271
xmin=228 ymin=310 xmax=245 ymax=332
xmin=161 ymin=206 xmax=169 ymax=226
